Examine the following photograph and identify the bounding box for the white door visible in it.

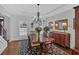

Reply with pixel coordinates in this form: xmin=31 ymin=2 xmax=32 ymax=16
xmin=19 ymin=28 xmax=28 ymax=40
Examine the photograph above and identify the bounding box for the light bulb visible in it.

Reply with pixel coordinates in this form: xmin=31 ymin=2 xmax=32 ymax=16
xmin=62 ymin=22 xmax=67 ymax=26
xmin=56 ymin=24 xmax=58 ymax=26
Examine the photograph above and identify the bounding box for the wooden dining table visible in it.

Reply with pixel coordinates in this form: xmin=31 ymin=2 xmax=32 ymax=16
xmin=31 ymin=36 xmax=54 ymax=54
xmin=32 ymin=37 xmax=54 ymax=45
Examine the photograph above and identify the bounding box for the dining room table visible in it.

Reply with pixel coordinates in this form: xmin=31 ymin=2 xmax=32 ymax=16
xmin=28 ymin=31 xmax=54 ymax=54
xmin=31 ymin=36 xmax=54 ymax=54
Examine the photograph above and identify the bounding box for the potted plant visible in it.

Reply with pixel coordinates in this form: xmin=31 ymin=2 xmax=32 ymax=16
xmin=35 ymin=27 xmax=42 ymax=41
xmin=43 ymin=26 xmax=50 ymax=37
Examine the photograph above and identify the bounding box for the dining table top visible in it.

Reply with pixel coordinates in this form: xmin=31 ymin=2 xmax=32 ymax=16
xmin=28 ymin=31 xmax=54 ymax=44
xmin=31 ymin=36 xmax=54 ymax=43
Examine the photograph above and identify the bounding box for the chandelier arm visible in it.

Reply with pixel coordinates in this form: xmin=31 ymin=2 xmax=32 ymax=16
xmin=31 ymin=4 xmax=43 ymax=27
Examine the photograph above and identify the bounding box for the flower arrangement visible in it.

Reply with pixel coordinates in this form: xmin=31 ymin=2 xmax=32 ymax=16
xmin=43 ymin=26 xmax=50 ymax=37
xmin=43 ymin=26 xmax=49 ymax=33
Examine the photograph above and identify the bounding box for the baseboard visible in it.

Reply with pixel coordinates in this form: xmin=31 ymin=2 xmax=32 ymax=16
xmin=71 ymin=49 xmax=79 ymax=55
xmin=53 ymin=42 xmax=70 ymax=49
xmin=9 ymin=39 xmax=27 ymax=42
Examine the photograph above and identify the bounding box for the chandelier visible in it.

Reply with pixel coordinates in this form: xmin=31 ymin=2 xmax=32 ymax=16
xmin=31 ymin=4 xmax=42 ymax=28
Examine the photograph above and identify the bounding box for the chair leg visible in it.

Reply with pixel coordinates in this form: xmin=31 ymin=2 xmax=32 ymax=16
xmin=50 ymin=43 xmax=53 ymax=54
xmin=41 ymin=43 xmax=47 ymax=54
xmin=28 ymin=47 xmax=32 ymax=55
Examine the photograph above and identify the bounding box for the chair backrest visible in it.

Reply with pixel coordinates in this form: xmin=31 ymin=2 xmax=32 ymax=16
xmin=29 ymin=31 xmax=38 ymax=43
xmin=30 ymin=34 xmax=37 ymax=42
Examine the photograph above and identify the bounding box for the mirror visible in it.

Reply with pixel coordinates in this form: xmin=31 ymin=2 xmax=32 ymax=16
xmin=55 ymin=19 xmax=68 ymax=30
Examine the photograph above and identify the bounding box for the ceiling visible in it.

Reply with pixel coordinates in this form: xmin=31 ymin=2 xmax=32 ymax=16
xmin=0 ymin=4 xmax=78 ymax=18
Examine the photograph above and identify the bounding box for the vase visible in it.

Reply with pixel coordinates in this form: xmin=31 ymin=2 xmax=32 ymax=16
xmin=37 ymin=32 xmax=40 ymax=42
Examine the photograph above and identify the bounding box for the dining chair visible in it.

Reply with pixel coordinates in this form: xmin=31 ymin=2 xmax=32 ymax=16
xmin=28 ymin=32 xmax=41 ymax=55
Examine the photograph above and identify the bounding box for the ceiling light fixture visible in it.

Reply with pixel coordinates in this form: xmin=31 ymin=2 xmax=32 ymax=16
xmin=31 ymin=4 xmax=42 ymax=28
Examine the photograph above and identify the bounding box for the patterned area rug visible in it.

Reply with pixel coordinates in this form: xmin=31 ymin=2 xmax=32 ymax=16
xmin=18 ymin=40 xmax=70 ymax=55
xmin=18 ymin=40 xmax=28 ymax=55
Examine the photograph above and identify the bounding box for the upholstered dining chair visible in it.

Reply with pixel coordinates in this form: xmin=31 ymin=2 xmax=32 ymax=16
xmin=28 ymin=31 xmax=41 ymax=55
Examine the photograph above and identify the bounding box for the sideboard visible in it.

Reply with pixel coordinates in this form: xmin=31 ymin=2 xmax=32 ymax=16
xmin=49 ymin=31 xmax=70 ymax=48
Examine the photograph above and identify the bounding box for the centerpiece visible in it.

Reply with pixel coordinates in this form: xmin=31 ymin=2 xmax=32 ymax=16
xmin=35 ymin=27 xmax=42 ymax=42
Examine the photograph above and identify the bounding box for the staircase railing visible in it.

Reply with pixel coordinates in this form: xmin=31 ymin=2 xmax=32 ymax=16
xmin=0 ymin=24 xmax=7 ymax=40
xmin=3 ymin=28 xmax=7 ymax=40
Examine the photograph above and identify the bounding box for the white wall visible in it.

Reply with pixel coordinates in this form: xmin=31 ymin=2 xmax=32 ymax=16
xmin=4 ymin=15 xmax=10 ymax=40
xmin=0 ymin=12 xmax=34 ymax=42
xmin=47 ymin=9 xmax=75 ymax=49
xmin=8 ymin=15 xmax=33 ymax=41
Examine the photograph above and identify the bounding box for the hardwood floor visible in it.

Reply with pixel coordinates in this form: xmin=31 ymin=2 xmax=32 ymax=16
xmin=2 ymin=41 xmax=20 ymax=55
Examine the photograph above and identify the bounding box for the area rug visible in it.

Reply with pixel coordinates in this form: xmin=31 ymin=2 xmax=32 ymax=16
xmin=18 ymin=40 xmax=70 ymax=55
xmin=18 ymin=40 xmax=28 ymax=55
